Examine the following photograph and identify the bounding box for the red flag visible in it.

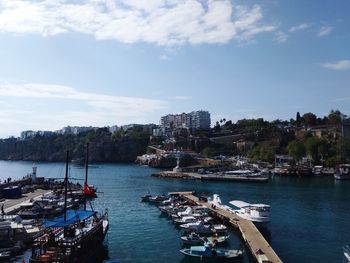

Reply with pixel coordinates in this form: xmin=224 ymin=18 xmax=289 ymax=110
xmin=84 ymin=182 xmax=97 ymax=198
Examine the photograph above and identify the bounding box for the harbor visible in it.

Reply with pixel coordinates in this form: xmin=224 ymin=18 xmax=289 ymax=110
xmin=177 ymin=191 xmax=282 ymax=263
xmin=143 ymin=190 xmax=281 ymax=263
xmin=2 ymin=189 xmax=51 ymax=214
xmin=0 ymin=148 xmax=109 ymax=262
xmin=152 ymin=171 xmax=269 ymax=182
xmin=0 ymin=161 xmax=350 ymax=262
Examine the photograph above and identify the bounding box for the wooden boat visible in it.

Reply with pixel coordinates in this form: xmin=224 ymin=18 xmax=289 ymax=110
xmin=295 ymin=165 xmax=312 ymax=176
xmin=29 ymin=151 xmax=109 ymax=263
xmin=181 ymin=233 xmax=229 ymax=245
xmin=180 ymin=245 xmax=243 ymax=259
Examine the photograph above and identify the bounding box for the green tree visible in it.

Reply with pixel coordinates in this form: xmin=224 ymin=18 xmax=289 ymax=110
xmin=304 ymin=137 xmax=328 ymax=163
xmin=248 ymin=145 xmax=261 ymax=161
xmin=296 ymin=112 xmax=301 ymax=126
xmin=328 ymin=110 xmax=342 ymax=125
xmin=287 ymin=140 xmax=305 ymax=161
xmin=201 ymin=147 xmax=216 ymax=157
xmin=303 ymin=112 xmax=317 ymax=127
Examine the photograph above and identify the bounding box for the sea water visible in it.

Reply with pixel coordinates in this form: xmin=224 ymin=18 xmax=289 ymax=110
xmin=0 ymin=161 xmax=349 ymax=263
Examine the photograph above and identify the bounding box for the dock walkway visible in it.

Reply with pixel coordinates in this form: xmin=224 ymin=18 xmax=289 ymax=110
xmin=175 ymin=191 xmax=282 ymax=263
xmin=1 ymin=189 xmax=51 ymax=214
xmin=153 ymin=171 xmax=269 ymax=182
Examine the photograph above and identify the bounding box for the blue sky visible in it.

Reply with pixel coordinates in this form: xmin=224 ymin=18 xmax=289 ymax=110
xmin=0 ymin=0 xmax=349 ymax=138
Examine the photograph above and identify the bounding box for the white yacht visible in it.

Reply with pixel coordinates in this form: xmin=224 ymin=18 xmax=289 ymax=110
xmin=208 ymin=194 xmax=234 ymax=212
xmin=229 ymin=200 xmax=270 ymax=223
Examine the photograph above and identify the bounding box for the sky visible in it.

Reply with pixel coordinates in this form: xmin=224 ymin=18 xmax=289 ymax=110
xmin=0 ymin=0 xmax=349 ymax=138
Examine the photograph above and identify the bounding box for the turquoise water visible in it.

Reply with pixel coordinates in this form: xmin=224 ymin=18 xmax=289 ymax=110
xmin=1 ymin=161 xmax=349 ymax=263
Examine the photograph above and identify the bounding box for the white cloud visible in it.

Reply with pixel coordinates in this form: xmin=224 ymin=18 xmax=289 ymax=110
xmin=0 ymin=0 xmax=276 ymax=46
xmin=173 ymin=96 xmax=190 ymax=100
xmin=159 ymin=54 xmax=169 ymax=60
xmin=318 ymin=26 xmax=333 ymax=37
xmin=0 ymin=82 xmax=165 ymax=109
xmin=233 ymin=5 xmax=276 ymax=42
xmin=322 ymin=60 xmax=350 ymax=71
xmin=0 ymin=82 xmax=167 ymax=135
xmin=275 ymin=31 xmax=287 ymax=43
xmin=289 ymin=23 xmax=310 ymax=33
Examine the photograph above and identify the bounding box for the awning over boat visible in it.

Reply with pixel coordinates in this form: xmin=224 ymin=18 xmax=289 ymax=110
xmin=229 ymin=200 xmax=251 ymax=208
xmin=44 ymin=210 xmax=95 ymax=228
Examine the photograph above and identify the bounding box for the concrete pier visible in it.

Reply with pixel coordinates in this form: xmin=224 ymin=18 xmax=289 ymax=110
xmin=153 ymin=171 xmax=269 ymax=182
xmin=173 ymin=191 xmax=282 ymax=263
xmin=1 ymin=189 xmax=51 ymax=214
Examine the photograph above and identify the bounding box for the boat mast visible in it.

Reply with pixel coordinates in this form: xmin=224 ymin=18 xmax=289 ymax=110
xmin=85 ymin=143 xmax=89 ymax=187
xmin=84 ymin=143 xmax=89 ymax=210
xmin=64 ymin=150 xmax=69 ymax=222
xmin=341 ymin=114 xmax=344 ymax=162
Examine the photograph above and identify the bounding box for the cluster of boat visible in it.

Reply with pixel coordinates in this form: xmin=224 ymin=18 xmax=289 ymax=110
xmin=1 ymin=190 xmax=109 ymax=262
xmin=0 ymin=147 xmax=109 ymax=262
xmin=273 ymin=163 xmax=350 ymax=179
xmin=142 ymin=194 xmax=244 ymax=259
xmin=0 ymin=191 xmax=78 ymax=259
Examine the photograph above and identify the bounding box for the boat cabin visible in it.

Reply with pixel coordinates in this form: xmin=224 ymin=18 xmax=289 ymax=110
xmin=229 ymin=200 xmax=270 ymax=223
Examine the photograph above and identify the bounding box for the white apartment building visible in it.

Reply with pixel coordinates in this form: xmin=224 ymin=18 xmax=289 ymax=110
xmin=160 ymin=110 xmax=211 ymax=136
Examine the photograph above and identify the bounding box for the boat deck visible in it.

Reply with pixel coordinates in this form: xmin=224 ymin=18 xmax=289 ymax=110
xmin=174 ymin=191 xmax=282 ymax=263
xmin=1 ymin=189 xmax=52 ymax=214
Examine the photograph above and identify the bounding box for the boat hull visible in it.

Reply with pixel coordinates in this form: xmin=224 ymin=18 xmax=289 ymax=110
xmin=181 ymin=235 xmax=229 ymax=245
xmin=180 ymin=247 xmax=243 ymax=259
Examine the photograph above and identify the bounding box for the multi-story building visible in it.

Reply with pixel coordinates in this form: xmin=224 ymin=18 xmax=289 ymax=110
xmin=160 ymin=110 xmax=211 ymax=136
xmin=189 ymin=110 xmax=211 ymax=131
xmin=20 ymin=130 xmax=55 ymax=140
xmin=56 ymin=126 xmax=97 ymax=135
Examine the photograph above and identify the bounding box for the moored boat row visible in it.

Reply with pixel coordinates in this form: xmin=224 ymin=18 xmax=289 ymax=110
xmin=142 ymin=192 xmax=244 ymax=259
xmin=0 ymin=145 xmax=109 ymax=262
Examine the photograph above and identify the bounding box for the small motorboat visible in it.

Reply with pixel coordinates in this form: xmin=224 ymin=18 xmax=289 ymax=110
xmin=180 ymin=245 xmax=243 ymax=259
xmin=0 ymin=250 xmax=11 ymax=260
xmin=181 ymin=232 xmax=230 ymax=245
xmin=148 ymin=195 xmax=168 ymax=203
xmin=141 ymin=194 xmax=152 ymax=202
xmin=180 ymin=222 xmax=227 ymax=234
xmin=344 ymin=245 xmax=350 ymax=262
xmin=173 ymin=216 xmax=198 ymax=225
xmin=158 ymin=204 xmax=174 ymax=213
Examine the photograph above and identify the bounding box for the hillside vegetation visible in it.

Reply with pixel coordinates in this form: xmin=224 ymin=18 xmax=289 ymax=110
xmin=0 ymin=126 xmax=150 ymax=162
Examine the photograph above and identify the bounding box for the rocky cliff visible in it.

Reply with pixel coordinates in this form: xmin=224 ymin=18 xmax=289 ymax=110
xmin=0 ymin=128 xmax=150 ymax=163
